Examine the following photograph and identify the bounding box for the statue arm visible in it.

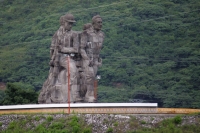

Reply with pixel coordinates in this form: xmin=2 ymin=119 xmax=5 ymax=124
xmin=80 ymin=49 xmax=89 ymax=60
xmin=100 ymin=32 xmax=105 ymax=50
xmin=96 ymin=32 xmax=104 ymax=67
xmin=60 ymin=47 xmax=78 ymax=53
xmin=49 ymin=32 xmax=58 ymax=66
xmin=80 ymin=32 xmax=89 ymax=60
xmin=60 ymin=32 xmax=79 ymax=53
xmin=97 ymin=58 xmax=102 ymax=67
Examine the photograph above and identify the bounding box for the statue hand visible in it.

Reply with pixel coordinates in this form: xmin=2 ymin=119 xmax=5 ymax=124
xmin=57 ymin=45 xmax=62 ymax=52
xmin=49 ymin=60 xmax=54 ymax=66
xmin=89 ymin=60 xmax=94 ymax=67
xmin=98 ymin=58 xmax=102 ymax=67
xmin=54 ymin=61 xmax=59 ymax=66
xmin=84 ymin=56 xmax=89 ymax=60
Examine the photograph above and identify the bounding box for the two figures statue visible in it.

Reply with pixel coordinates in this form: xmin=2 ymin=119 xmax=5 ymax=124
xmin=38 ymin=13 xmax=104 ymax=103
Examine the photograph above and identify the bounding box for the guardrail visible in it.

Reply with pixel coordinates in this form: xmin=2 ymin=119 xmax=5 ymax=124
xmin=0 ymin=103 xmax=199 ymax=114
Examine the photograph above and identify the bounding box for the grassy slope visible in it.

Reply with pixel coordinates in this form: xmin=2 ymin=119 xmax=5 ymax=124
xmin=0 ymin=0 xmax=200 ymax=107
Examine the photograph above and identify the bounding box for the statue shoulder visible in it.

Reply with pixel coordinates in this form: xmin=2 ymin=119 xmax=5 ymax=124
xmin=51 ymin=27 xmax=62 ymax=45
xmin=81 ymin=30 xmax=89 ymax=36
xmin=87 ymin=30 xmax=93 ymax=34
xmin=99 ymin=31 xmax=105 ymax=38
xmin=71 ymin=30 xmax=80 ymax=38
xmin=52 ymin=27 xmax=62 ymax=38
xmin=58 ymin=27 xmax=65 ymax=35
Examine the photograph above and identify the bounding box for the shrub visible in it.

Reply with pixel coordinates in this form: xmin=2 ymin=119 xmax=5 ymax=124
xmin=173 ymin=115 xmax=182 ymax=125
xmin=140 ymin=120 xmax=146 ymax=124
xmin=49 ymin=122 xmax=64 ymax=129
xmin=34 ymin=116 xmax=40 ymax=121
xmin=113 ymin=122 xmax=118 ymax=127
xmin=106 ymin=127 xmax=113 ymax=133
xmin=47 ymin=116 xmax=53 ymax=122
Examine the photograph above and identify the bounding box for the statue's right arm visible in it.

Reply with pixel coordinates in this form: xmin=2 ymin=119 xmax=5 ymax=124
xmin=50 ymin=33 xmax=57 ymax=58
xmin=49 ymin=32 xmax=58 ymax=66
xmin=80 ymin=32 xmax=89 ymax=60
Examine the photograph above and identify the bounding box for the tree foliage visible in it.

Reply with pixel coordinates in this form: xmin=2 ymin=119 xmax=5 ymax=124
xmin=0 ymin=0 xmax=200 ymax=107
xmin=0 ymin=83 xmax=38 ymax=105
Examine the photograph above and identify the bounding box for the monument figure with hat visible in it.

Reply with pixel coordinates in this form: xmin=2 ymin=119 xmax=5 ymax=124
xmin=38 ymin=13 xmax=83 ymax=103
xmin=38 ymin=14 xmax=105 ymax=103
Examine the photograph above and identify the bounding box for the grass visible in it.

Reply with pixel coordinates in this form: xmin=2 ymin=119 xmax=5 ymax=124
xmin=113 ymin=121 xmax=118 ymax=127
xmin=34 ymin=116 xmax=41 ymax=121
xmin=1 ymin=114 xmax=200 ymax=133
xmin=1 ymin=114 xmax=92 ymax=133
xmin=129 ymin=116 xmax=140 ymax=130
xmin=140 ymin=120 xmax=146 ymax=124
xmin=106 ymin=127 xmax=113 ymax=133
xmin=46 ymin=115 xmax=53 ymax=122
xmin=127 ymin=115 xmax=200 ymax=133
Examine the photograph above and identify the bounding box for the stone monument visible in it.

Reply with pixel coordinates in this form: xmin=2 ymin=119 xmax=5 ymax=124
xmin=38 ymin=14 xmax=104 ymax=103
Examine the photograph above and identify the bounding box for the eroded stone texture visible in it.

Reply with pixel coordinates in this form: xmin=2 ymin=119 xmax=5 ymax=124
xmin=80 ymin=16 xmax=104 ymax=102
xmin=38 ymin=14 xmax=104 ymax=103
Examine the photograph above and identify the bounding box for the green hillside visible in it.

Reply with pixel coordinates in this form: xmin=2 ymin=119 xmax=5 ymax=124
xmin=0 ymin=0 xmax=200 ymax=107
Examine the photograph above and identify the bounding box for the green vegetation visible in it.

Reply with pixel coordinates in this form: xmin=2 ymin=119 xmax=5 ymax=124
xmin=1 ymin=114 xmax=200 ymax=133
xmin=140 ymin=120 xmax=146 ymax=124
xmin=0 ymin=83 xmax=38 ymax=105
xmin=34 ymin=116 xmax=40 ymax=121
xmin=0 ymin=90 xmax=5 ymax=104
xmin=46 ymin=115 xmax=53 ymax=122
xmin=113 ymin=121 xmax=118 ymax=127
xmin=127 ymin=115 xmax=200 ymax=133
xmin=173 ymin=115 xmax=182 ymax=124
xmin=106 ymin=127 xmax=113 ymax=133
xmin=98 ymin=85 xmax=130 ymax=103
xmin=2 ymin=114 xmax=92 ymax=133
xmin=0 ymin=0 xmax=200 ymax=107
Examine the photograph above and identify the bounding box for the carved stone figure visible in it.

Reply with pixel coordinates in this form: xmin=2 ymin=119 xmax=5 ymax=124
xmin=38 ymin=13 xmax=83 ymax=103
xmin=80 ymin=15 xmax=105 ymax=102
xmin=38 ymin=16 xmax=65 ymax=104
xmin=38 ymin=14 xmax=104 ymax=104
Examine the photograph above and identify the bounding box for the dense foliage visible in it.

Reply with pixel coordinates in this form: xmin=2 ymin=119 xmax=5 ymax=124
xmin=0 ymin=83 xmax=38 ymax=105
xmin=0 ymin=0 xmax=200 ymax=107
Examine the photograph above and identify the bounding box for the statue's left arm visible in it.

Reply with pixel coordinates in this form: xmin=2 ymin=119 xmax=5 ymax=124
xmin=97 ymin=31 xmax=105 ymax=67
xmin=60 ymin=32 xmax=79 ymax=54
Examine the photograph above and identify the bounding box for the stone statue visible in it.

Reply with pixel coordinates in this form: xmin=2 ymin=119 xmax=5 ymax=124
xmin=38 ymin=14 xmax=104 ymax=103
xmin=80 ymin=15 xmax=105 ymax=102
xmin=38 ymin=16 xmax=65 ymax=104
xmin=38 ymin=13 xmax=83 ymax=103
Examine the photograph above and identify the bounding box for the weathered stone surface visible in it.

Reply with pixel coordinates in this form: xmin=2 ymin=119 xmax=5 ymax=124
xmin=38 ymin=14 xmax=104 ymax=103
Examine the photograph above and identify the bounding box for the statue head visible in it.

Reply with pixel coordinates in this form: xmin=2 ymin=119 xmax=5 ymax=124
xmin=83 ymin=23 xmax=92 ymax=31
xmin=62 ymin=13 xmax=76 ymax=31
xmin=63 ymin=13 xmax=76 ymax=23
xmin=92 ymin=15 xmax=102 ymax=31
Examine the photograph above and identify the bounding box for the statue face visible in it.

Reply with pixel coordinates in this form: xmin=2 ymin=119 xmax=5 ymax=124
xmin=64 ymin=21 xmax=73 ymax=31
xmin=93 ymin=18 xmax=102 ymax=31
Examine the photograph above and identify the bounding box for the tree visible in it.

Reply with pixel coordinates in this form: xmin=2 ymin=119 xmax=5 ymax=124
xmin=0 ymin=90 xmax=5 ymax=104
xmin=0 ymin=83 xmax=38 ymax=105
